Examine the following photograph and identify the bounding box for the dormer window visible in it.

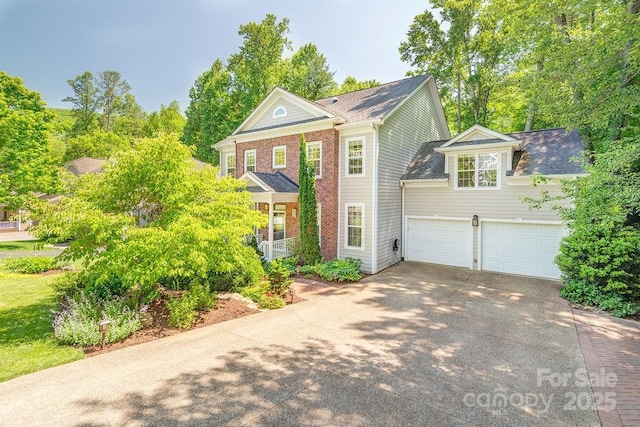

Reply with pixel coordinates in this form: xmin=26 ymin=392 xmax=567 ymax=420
xmin=272 ymin=105 xmax=287 ymax=119
xmin=456 ymin=152 xmax=499 ymax=189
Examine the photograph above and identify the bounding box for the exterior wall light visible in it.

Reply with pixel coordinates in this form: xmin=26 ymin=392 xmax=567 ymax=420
xmin=472 ymin=215 xmax=479 ymax=227
xmin=98 ymin=319 xmax=111 ymax=350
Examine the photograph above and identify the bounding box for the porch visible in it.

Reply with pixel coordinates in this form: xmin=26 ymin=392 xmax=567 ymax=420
xmin=240 ymin=171 xmax=299 ymax=262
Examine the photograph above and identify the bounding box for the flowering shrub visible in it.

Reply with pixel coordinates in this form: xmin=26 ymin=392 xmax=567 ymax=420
xmin=52 ymin=294 xmax=141 ymax=346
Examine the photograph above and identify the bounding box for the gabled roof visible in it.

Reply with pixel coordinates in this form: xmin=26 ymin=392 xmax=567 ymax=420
xmin=64 ymin=157 xmax=106 ymax=175
xmin=314 ymin=75 xmax=430 ymax=123
xmin=435 ymin=124 xmax=521 ymax=152
xmin=240 ymin=171 xmax=299 ymax=193
xmin=402 ymin=128 xmax=586 ymax=180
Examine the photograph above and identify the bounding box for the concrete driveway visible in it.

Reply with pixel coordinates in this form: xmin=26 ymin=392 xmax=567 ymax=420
xmin=0 ymin=262 xmax=599 ymax=426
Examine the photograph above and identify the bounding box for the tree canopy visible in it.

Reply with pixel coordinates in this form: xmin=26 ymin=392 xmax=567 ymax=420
xmin=0 ymin=71 xmax=58 ymax=208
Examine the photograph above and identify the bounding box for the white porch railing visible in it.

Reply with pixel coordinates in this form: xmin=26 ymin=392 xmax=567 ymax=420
xmin=258 ymin=237 xmax=296 ymax=261
xmin=0 ymin=221 xmax=18 ymax=230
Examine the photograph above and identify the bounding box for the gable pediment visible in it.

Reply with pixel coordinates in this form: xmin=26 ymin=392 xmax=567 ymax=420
xmin=234 ymin=88 xmax=336 ymax=135
xmin=436 ymin=124 xmax=521 ymax=153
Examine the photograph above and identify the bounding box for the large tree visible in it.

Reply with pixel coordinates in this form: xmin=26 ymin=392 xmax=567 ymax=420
xmin=62 ymin=71 xmax=99 ymax=135
xmin=97 ymin=70 xmax=132 ymax=132
xmin=184 ymin=15 xmax=339 ymax=164
xmin=34 ymin=134 xmax=267 ymax=289
xmin=399 ymin=0 xmax=515 ymax=133
xmin=143 ymin=100 xmax=186 ymax=137
xmin=0 ymin=72 xmax=58 ymax=207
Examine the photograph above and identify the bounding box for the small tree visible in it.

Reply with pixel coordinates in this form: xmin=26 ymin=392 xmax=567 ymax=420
xmin=298 ymin=134 xmax=321 ymax=264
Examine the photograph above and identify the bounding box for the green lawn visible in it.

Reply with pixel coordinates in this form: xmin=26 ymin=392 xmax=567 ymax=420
xmin=0 ymin=240 xmax=43 ymax=252
xmin=0 ymin=271 xmax=84 ymax=382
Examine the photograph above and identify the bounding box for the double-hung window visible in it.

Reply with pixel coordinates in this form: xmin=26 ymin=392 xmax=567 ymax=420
xmin=456 ymin=152 xmax=498 ymax=189
xmin=346 ymin=137 xmax=365 ymax=176
xmin=345 ymin=204 xmax=364 ymax=249
xmin=306 ymin=141 xmax=322 ymax=178
xmin=225 ymin=153 xmax=236 ymax=177
xmin=273 ymin=146 xmax=286 ymax=168
xmin=244 ymin=149 xmax=256 ymax=172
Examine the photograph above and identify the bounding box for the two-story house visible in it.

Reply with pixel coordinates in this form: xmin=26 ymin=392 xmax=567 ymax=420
xmin=214 ymin=75 xmax=450 ymax=273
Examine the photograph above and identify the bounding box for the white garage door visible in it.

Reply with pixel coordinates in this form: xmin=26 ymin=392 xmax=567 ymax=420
xmin=405 ymin=218 xmax=471 ymax=268
xmin=481 ymin=222 xmax=564 ymax=279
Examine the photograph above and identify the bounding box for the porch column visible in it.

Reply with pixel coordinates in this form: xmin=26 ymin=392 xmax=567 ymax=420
xmin=267 ymin=199 xmax=274 ymax=260
xmin=17 ymin=209 xmax=22 ymax=231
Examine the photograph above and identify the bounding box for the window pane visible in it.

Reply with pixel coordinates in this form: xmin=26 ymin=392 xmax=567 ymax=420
xmin=226 ymin=154 xmax=236 ymax=176
xmin=457 ymin=154 xmax=475 ymax=188
xmin=274 ymin=147 xmax=285 ymax=167
xmin=348 ymin=140 xmax=363 ymax=175
xmin=478 ymin=153 xmax=498 ymax=187
xmin=347 ymin=206 xmax=363 ymax=248
xmin=245 ymin=151 xmax=256 ymax=172
xmin=307 ymin=143 xmax=321 ymax=177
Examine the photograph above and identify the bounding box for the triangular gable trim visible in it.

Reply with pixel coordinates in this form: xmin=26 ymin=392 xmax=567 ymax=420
xmin=441 ymin=124 xmax=516 ymax=148
xmin=239 ymin=172 xmax=273 ymax=192
xmin=232 ymin=87 xmax=336 ymax=136
xmin=381 ymin=75 xmax=430 ymax=123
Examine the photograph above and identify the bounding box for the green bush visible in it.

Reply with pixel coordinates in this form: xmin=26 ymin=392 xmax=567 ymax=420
xmin=266 ymin=258 xmax=292 ymax=296
xmin=239 ymin=281 xmax=270 ymax=303
xmin=316 ymin=258 xmax=362 ymax=282
xmin=557 ymin=223 xmax=640 ymax=317
xmin=209 ymin=257 xmax=265 ymax=292
xmin=51 ymin=271 xmax=85 ymax=299
xmin=281 ymin=256 xmax=299 ymax=275
xmin=52 ymin=294 xmax=142 ymax=346
xmin=85 ymin=274 xmax=129 ymax=300
xmin=166 ymin=294 xmax=198 ymax=329
xmin=299 ymin=264 xmax=317 ymax=276
xmin=259 ymin=296 xmax=286 ymax=309
xmin=4 ymin=257 xmax=59 ymax=274
xmin=188 ymin=281 xmax=216 ymax=311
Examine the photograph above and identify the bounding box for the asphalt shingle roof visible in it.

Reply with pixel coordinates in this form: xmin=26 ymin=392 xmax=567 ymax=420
xmin=251 ymin=172 xmax=299 ymax=193
xmin=64 ymin=157 xmax=106 ymax=175
xmin=314 ymin=75 xmax=430 ymax=123
xmin=402 ymin=128 xmax=586 ymax=180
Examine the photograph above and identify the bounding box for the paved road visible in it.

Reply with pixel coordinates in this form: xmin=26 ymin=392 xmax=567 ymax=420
xmin=0 ymin=262 xmax=600 ymax=426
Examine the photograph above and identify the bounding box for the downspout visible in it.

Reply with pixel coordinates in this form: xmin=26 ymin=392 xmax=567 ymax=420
xmin=371 ymin=122 xmax=379 ymax=274
xmin=400 ymin=182 xmax=405 ymax=261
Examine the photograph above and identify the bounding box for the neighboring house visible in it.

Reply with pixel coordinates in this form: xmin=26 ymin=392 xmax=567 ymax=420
xmin=214 ymin=75 xmax=450 ymax=273
xmin=64 ymin=156 xmax=107 ymax=176
xmin=0 ymin=206 xmax=24 ymax=231
xmin=401 ymin=125 xmax=586 ymax=279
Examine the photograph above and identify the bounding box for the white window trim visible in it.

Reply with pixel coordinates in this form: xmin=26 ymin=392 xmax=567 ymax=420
xmin=272 ymin=145 xmax=286 ymax=169
xmin=346 ymin=136 xmax=365 ymax=177
xmin=317 ymin=203 xmax=321 ymax=247
xmin=306 ymin=141 xmax=322 ymax=179
xmin=345 ymin=203 xmax=365 ymax=251
xmin=244 ymin=149 xmax=256 ymax=172
xmin=454 ymin=152 xmax=501 ymax=190
xmin=223 ymin=152 xmax=236 ymax=177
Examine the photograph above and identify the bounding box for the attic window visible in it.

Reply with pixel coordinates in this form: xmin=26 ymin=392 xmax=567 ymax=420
xmin=272 ymin=105 xmax=287 ymax=119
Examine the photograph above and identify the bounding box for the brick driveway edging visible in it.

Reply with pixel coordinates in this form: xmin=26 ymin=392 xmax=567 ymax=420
xmin=573 ymin=309 xmax=640 ymax=427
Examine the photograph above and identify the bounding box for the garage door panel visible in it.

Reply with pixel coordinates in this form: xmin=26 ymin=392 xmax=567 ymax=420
xmin=406 ymin=218 xmax=471 ymax=268
xmin=481 ymin=222 xmax=563 ymax=279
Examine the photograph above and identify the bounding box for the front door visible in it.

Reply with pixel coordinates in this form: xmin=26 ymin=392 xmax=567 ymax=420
xmin=273 ymin=211 xmax=285 ymax=240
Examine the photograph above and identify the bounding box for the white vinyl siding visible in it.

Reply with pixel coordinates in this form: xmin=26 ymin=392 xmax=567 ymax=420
xmin=244 ymin=149 xmax=256 ymax=172
xmin=338 ymin=130 xmax=375 ymax=272
xmin=346 ymin=137 xmax=365 ymax=176
xmin=273 ymin=145 xmax=286 ymax=168
xmin=248 ymin=98 xmax=324 ymax=132
xmin=307 ymin=141 xmax=322 ymax=178
xmin=376 ymin=80 xmax=449 ymax=272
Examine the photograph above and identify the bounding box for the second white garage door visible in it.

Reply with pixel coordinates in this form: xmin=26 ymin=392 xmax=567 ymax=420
xmin=405 ymin=218 xmax=472 ymax=268
xmin=481 ymin=222 xmax=564 ymax=279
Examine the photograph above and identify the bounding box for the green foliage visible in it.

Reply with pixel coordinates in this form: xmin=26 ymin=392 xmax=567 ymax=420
xmin=0 ymin=71 xmax=59 ymax=207
xmin=166 ymin=294 xmax=198 ymax=329
xmin=188 ymin=281 xmax=216 ymax=311
xmin=266 ymin=258 xmax=293 ymax=296
xmin=33 ymin=134 xmax=268 ymax=291
xmin=143 ymin=100 xmax=186 ymax=137
xmin=259 ymin=296 xmax=286 ymax=310
xmin=280 ymin=256 xmax=299 ymax=275
xmin=184 ymin=15 xmax=339 ymax=164
xmin=299 ymin=258 xmax=363 ymax=282
xmin=298 ymin=134 xmax=321 ymax=264
xmin=556 ymin=223 xmax=640 ymax=299
xmin=63 ymin=129 xmax=130 ymax=162
xmin=50 ymin=271 xmax=84 ymax=299
xmin=52 ymin=294 xmax=141 ymax=346
xmin=3 ymin=257 xmax=58 ymax=274
xmin=239 ymin=281 xmax=270 ymax=303
xmin=208 ymin=258 xmax=265 ymax=292
xmin=335 ymin=76 xmax=380 ymax=94
xmin=560 ymin=281 xmax=639 ymax=318
xmin=85 ymin=274 xmax=128 ymax=300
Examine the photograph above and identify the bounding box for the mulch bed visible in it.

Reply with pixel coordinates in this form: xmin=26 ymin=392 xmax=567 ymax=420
xmin=84 ymin=292 xmax=306 ymax=357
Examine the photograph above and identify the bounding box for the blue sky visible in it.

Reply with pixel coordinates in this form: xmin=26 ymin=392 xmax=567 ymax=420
xmin=0 ymin=0 xmax=429 ymax=113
